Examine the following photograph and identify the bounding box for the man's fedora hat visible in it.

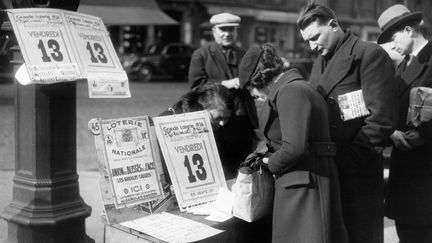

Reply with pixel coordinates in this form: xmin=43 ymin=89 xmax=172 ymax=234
xmin=210 ymin=13 xmax=241 ymax=28
xmin=377 ymin=4 xmax=423 ymax=44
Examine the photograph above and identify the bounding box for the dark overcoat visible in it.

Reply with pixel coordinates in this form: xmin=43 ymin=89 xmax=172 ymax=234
xmin=188 ymin=42 xmax=257 ymax=179
xmin=308 ymin=31 xmax=398 ymax=243
xmin=385 ymin=41 xmax=432 ymax=224
xmin=263 ymin=69 xmax=348 ymax=243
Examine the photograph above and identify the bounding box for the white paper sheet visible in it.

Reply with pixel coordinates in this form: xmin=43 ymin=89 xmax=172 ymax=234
xmin=121 ymin=212 xmax=223 ymax=243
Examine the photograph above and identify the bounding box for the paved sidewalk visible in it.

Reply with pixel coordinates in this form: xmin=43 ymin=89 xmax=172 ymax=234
xmin=0 ymin=170 xmax=399 ymax=243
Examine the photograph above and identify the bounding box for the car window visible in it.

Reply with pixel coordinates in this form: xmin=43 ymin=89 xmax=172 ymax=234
xmin=165 ymin=46 xmax=181 ymax=55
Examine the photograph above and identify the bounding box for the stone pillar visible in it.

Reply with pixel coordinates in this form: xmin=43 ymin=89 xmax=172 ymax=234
xmin=1 ymin=1 xmax=94 ymax=242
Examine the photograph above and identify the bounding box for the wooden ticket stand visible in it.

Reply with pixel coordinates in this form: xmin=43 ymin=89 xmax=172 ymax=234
xmin=0 ymin=1 xmax=93 ymax=242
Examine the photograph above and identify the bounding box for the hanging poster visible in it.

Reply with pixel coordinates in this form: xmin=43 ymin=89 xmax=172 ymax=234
xmin=7 ymin=8 xmax=130 ymax=98
xmin=153 ymin=111 xmax=227 ymax=211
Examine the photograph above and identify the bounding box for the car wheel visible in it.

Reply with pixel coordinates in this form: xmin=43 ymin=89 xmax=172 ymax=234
xmin=139 ymin=65 xmax=153 ymax=82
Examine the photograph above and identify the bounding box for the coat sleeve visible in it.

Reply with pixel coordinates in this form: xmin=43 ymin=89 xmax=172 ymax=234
xmin=188 ymin=48 xmax=209 ymax=89
xmin=356 ymin=45 xmax=398 ymax=146
xmin=267 ymin=84 xmax=311 ymax=174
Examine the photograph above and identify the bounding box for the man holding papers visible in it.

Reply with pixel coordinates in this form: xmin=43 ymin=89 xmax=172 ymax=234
xmin=297 ymin=3 xmax=398 ymax=243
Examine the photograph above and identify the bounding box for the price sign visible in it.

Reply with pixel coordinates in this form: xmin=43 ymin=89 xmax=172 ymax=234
xmin=153 ymin=111 xmax=227 ymax=211
xmin=7 ymin=8 xmax=81 ymax=83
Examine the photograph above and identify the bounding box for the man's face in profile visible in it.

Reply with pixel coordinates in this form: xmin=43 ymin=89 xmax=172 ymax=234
xmin=212 ymin=26 xmax=238 ymax=47
xmin=300 ymin=20 xmax=339 ymax=57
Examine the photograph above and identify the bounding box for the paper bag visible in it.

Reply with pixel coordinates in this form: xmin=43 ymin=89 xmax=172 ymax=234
xmin=407 ymin=87 xmax=432 ymax=127
xmin=232 ymin=154 xmax=274 ymax=222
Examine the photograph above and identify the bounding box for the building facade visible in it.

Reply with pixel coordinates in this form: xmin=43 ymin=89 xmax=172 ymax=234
xmin=157 ymin=0 xmax=432 ymax=58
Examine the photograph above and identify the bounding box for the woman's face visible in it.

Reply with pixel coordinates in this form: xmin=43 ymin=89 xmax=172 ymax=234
xmin=208 ymin=106 xmax=232 ymax=130
xmin=249 ymin=87 xmax=269 ymax=101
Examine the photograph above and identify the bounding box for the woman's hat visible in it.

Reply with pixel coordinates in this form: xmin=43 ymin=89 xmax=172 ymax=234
xmin=377 ymin=4 xmax=423 ymax=44
xmin=239 ymin=46 xmax=263 ymax=89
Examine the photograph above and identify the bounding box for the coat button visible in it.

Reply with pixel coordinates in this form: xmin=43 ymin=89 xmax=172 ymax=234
xmin=327 ymin=146 xmax=333 ymax=151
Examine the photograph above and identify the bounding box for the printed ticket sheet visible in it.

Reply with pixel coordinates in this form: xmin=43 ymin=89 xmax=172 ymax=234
xmin=153 ymin=111 xmax=227 ymax=211
xmin=7 ymin=8 xmax=130 ymax=98
xmin=90 ymin=116 xmax=163 ymax=209
xmin=337 ymin=89 xmax=370 ymax=121
xmin=121 ymin=212 xmax=223 ymax=243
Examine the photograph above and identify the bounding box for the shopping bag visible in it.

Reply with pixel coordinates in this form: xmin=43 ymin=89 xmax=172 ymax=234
xmin=232 ymin=152 xmax=274 ymax=222
xmin=407 ymin=86 xmax=432 ymax=127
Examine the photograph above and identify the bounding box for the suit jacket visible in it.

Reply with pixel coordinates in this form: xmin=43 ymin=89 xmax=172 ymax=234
xmin=263 ymin=69 xmax=348 ymax=243
xmin=385 ymin=41 xmax=432 ymax=224
xmin=188 ymin=42 xmax=245 ymax=88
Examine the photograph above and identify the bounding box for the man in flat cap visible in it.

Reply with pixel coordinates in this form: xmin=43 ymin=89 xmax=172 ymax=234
xmin=377 ymin=4 xmax=432 ymax=242
xmin=188 ymin=13 xmax=258 ymax=180
xmin=297 ymin=2 xmax=398 ymax=243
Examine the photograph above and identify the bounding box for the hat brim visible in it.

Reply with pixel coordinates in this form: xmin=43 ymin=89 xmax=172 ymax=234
xmin=239 ymin=47 xmax=263 ymax=89
xmin=377 ymin=12 xmax=423 ymax=44
xmin=214 ymin=23 xmax=239 ymax=28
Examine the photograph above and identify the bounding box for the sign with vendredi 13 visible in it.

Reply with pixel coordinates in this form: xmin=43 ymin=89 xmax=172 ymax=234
xmin=7 ymin=8 xmax=130 ymax=98
xmin=153 ymin=111 xmax=227 ymax=211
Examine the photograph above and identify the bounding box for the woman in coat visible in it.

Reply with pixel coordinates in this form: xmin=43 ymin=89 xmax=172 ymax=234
xmin=239 ymin=43 xmax=348 ymax=243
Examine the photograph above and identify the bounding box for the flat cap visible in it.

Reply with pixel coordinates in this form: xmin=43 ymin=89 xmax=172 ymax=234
xmin=210 ymin=13 xmax=241 ymax=27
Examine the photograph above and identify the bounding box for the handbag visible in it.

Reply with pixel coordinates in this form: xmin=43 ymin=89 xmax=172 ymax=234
xmin=231 ymin=151 xmax=274 ymax=222
xmin=407 ymin=86 xmax=432 ymax=127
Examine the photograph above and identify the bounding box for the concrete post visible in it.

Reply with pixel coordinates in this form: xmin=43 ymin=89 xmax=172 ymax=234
xmin=1 ymin=1 xmax=94 ymax=242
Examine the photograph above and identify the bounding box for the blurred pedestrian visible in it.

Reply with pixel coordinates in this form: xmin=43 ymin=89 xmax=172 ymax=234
xmin=297 ymin=3 xmax=398 ymax=243
xmin=239 ymin=43 xmax=348 ymax=243
xmin=377 ymin=4 xmax=432 ymax=243
xmin=188 ymin=12 xmax=258 ymax=179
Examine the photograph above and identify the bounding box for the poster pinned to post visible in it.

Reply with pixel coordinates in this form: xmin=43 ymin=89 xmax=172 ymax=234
xmin=63 ymin=11 xmax=130 ymax=98
xmin=7 ymin=8 xmax=82 ymax=84
xmin=153 ymin=111 xmax=227 ymax=211
xmin=7 ymin=8 xmax=130 ymax=98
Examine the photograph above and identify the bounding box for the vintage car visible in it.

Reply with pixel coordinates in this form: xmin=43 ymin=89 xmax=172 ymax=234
xmin=121 ymin=43 xmax=195 ymax=82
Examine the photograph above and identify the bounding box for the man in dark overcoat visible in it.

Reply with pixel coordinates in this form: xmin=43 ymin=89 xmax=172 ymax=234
xmin=297 ymin=3 xmax=398 ymax=243
xmin=377 ymin=4 xmax=432 ymax=243
xmin=188 ymin=13 xmax=258 ymax=179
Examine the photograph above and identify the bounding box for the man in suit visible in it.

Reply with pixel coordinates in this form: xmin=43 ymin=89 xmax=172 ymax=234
xmin=188 ymin=13 xmax=258 ymax=179
xmin=297 ymin=3 xmax=398 ymax=243
xmin=377 ymin=5 xmax=432 ymax=243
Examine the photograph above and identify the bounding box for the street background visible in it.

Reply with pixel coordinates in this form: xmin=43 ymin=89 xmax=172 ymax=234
xmin=0 ymin=80 xmax=398 ymax=242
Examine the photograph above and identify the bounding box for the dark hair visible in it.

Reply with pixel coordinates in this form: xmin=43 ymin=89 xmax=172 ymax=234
xmin=297 ymin=2 xmax=337 ymax=30
xmin=248 ymin=43 xmax=287 ymax=89
xmin=179 ymin=83 xmax=235 ymax=113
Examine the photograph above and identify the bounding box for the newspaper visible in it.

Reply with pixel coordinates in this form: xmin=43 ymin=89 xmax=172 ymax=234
xmin=121 ymin=212 xmax=223 ymax=243
xmin=337 ymin=89 xmax=370 ymax=121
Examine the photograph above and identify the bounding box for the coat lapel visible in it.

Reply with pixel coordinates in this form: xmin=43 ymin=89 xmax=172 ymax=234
xmin=399 ymin=41 xmax=432 ymax=96
xmin=310 ymin=33 xmax=357 ymax=98
xmin=208 ymin=43 xmax=232 ymax=79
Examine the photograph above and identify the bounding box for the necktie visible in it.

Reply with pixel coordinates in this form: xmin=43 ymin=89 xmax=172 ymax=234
xmin=223 ymin=48 xmax=236 ymax=65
